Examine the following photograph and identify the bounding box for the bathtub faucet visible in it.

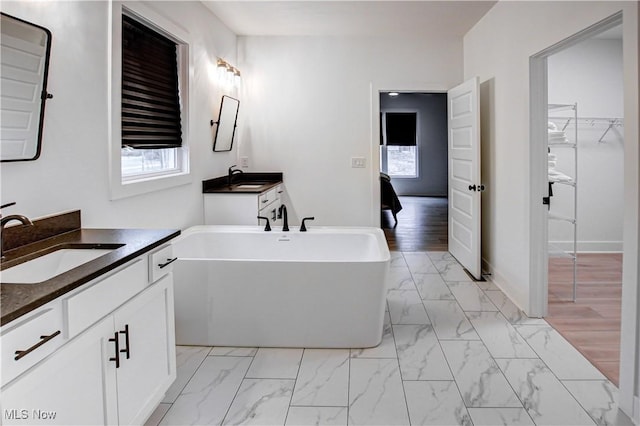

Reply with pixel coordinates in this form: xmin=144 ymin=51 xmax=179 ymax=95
xmin=278 ymin=204 xmax=289 ymax=232
xmin=257 ymin=216 xmax=271 ymax=232
xmin=300 ymin=217 xmax=315 ymax=232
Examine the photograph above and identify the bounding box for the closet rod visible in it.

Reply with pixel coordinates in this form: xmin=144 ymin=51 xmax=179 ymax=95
xmin=549 ymin=117 xmax=623 ymax=141
xmin=548 ymin=116 xmax=623 ymax=122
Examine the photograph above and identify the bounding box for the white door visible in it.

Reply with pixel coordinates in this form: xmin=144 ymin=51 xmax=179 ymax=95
xmin=1 ymin=316 xmax=117 ymax=425
xmin=448 ymin=77 xmax=482 ymax=279
xmin=114 ymin=275 xmax=176 ymax=425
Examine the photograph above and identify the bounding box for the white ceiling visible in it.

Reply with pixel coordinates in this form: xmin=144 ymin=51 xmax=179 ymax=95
xmin=202 ymin=1 xmax=497 ymax=38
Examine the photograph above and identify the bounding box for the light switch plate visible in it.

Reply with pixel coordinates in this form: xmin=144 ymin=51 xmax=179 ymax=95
xmin=351 ymin=157 xmax=366 ymax=168
xmin=240 ymin=156 xmax=249 ymax=168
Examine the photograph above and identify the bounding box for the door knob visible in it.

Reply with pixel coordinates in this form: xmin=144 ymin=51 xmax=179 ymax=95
xmin=468 ymin=184 xmax=486 ymax=192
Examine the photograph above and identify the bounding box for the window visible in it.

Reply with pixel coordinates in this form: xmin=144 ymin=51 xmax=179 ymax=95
xmin=385 ymin=145 xmax=418 ymax=176
xmin=120 ymin=13 xmax=183 ymax=181
xmin=380 ymin=112 xmax=418 ymax=178
xmin=110 ymin=2 xmax=190 ymax=199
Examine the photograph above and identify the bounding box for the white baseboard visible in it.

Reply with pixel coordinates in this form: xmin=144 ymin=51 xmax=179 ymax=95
xmin=481 ymin=257 xmax=530 ymax=315
xmin=548 ymin=240 xmax=623 ymax=252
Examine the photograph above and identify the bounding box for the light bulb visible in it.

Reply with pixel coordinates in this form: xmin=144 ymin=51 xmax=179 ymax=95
xmin=216 ymin=59 xmax=228 ymax=83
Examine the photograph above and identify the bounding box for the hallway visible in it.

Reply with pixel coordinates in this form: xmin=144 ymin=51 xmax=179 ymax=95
xmin=382 ymin=196 xmax=448 ymax=252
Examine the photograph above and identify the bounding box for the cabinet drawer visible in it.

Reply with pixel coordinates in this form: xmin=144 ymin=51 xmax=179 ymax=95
xmin=259 ymin=200 xmax=279 ymax=222
xmin=1 ymin=304 xmax=64 ymax=386
xmin=258 ymin=188 xmax=276 ymax=207
xmin=149 ymin=244 xmax=175 ymax=283
xmin=64 ymin=258 xmax=146 ymax=338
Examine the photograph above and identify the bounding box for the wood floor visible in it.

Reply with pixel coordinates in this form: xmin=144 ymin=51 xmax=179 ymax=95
xmin=381 ymin=196 xmax=448 ymax=252
xmin=546 ymin=253 xmax=623 ymax=386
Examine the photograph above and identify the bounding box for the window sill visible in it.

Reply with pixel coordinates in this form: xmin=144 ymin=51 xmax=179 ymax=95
xmin=110 ymin=171 xmax=192 ymax=200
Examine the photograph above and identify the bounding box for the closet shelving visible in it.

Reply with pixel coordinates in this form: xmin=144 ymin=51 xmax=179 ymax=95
xmin=548 ymin=102 xmax=578 ymax=301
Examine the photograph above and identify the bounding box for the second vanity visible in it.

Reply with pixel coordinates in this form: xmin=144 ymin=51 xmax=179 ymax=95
xmin=0 ymin=210 xmax=180 ymax=425
xmin=202 ymin=172 xmax=285 ymax=227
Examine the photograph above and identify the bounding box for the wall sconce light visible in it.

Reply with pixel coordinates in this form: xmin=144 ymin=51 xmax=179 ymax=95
xmin=216 ymin=58 xmax=241 ymax=88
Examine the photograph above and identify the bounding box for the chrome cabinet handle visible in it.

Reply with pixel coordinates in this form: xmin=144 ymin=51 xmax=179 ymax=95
xmin=158 ymin=257 xmax=177 ymax=269
xmin=14 ymin=330 xmax=61 ymax=361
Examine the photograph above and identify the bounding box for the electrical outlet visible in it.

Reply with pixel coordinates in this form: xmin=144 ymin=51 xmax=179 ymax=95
xmin=351 ymin=157 xmax=366 ymax=168
xmin=240 ymin=156 xmax=249 ymax=168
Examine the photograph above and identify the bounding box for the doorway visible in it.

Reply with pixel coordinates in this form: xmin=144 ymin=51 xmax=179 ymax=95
xmin=529 ymin=12 xmax=628 ymax=388
xmin=378 ymin=92 xmax=448 ymax=252
xmin=543 ymin=23 xmax=624 ymax=385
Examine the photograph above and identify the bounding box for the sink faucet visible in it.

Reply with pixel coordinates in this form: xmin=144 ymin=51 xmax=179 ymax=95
xmin=228 ymin=165 xmax=244 ymax=186
xmin=0 ymin=202 xmax=33 ymax=260
xmin=278 ymin=204 xmax=289 ymax=232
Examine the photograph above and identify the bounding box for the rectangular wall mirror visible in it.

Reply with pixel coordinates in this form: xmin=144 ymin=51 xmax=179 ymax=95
xmin=1 ymin=12 xmax=52 ymax=162
xmin=212 ymin=95 xmax=239 ymax=152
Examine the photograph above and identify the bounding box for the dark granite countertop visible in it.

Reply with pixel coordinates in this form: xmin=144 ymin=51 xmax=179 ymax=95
xmin=0 ymin=228 xmax=180 ymax=326
xmin=203 ymin=172 xmax=283 ymax=194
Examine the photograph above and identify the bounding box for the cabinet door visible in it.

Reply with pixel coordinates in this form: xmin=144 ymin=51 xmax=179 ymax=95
xmin=113 ymin=274 xmax=176 ymax=425
xmin=204 ymin=194 xmax=258 ymax=225
xmin=0 ymin=317 xmax=117 ymax=425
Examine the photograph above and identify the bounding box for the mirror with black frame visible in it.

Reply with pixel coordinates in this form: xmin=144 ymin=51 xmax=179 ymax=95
xmin=1 ymin=12 xmax=53 ymax=162
xmin=211 ymin=95 xmax=239 ymax=152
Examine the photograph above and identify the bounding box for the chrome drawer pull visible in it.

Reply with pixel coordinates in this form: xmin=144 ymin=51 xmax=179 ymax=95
xmin=158 ymin=257 xmax=177 ymax=269
xmin=14 ymin=330 xmax=61 ymax=361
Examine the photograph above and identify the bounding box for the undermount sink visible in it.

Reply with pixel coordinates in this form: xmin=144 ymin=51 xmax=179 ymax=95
xmin=1 ymin=247 xmax=118 ymax=284
xmin=235 ymin=184 xmax=264 ymax=189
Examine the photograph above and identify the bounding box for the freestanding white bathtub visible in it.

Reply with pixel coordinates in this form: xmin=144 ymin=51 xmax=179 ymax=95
xmin=172 ymin=225 xmax=390 ymax=348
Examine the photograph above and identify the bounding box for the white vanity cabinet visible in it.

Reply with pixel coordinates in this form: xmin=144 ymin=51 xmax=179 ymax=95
xmin=1 ymin=315 xmax=116 ymax=425
xmin=111 ymin=273 xmax=175 ymax=425
xmin=0 ymin=244 xmax=176 ymax=425
xmin=204 ymin=183 xmax=285 ymax=226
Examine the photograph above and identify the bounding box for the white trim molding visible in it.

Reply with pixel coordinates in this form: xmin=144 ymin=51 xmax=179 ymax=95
xmin=529 ymin=10 xmax=639 ymax=420
xmin=108 ymin=1 xmax=192 ymax=200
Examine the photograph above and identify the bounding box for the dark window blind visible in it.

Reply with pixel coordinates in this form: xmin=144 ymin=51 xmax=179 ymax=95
xmin=122 ymin=15 xmax=182 ymax=149
xmin=385 ymin=112 xmax=417 ymax=146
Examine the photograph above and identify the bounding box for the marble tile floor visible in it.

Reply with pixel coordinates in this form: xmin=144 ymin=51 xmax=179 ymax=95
xmin=146 ymin=251 xmax=632 ymax=426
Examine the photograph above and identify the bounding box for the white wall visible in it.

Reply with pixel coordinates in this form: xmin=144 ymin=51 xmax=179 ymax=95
xmin=0 ymin=1 xmax=238 ymax=229
xmin=548 ymin=38 xmax=624 ymax=252
xmin=237 ymin=35 xmax=463 ymax=225
xmin=464 ymin=0 xmax=637 ymax=308
xmin=464 ymin=1 xmax=638 ymax=418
